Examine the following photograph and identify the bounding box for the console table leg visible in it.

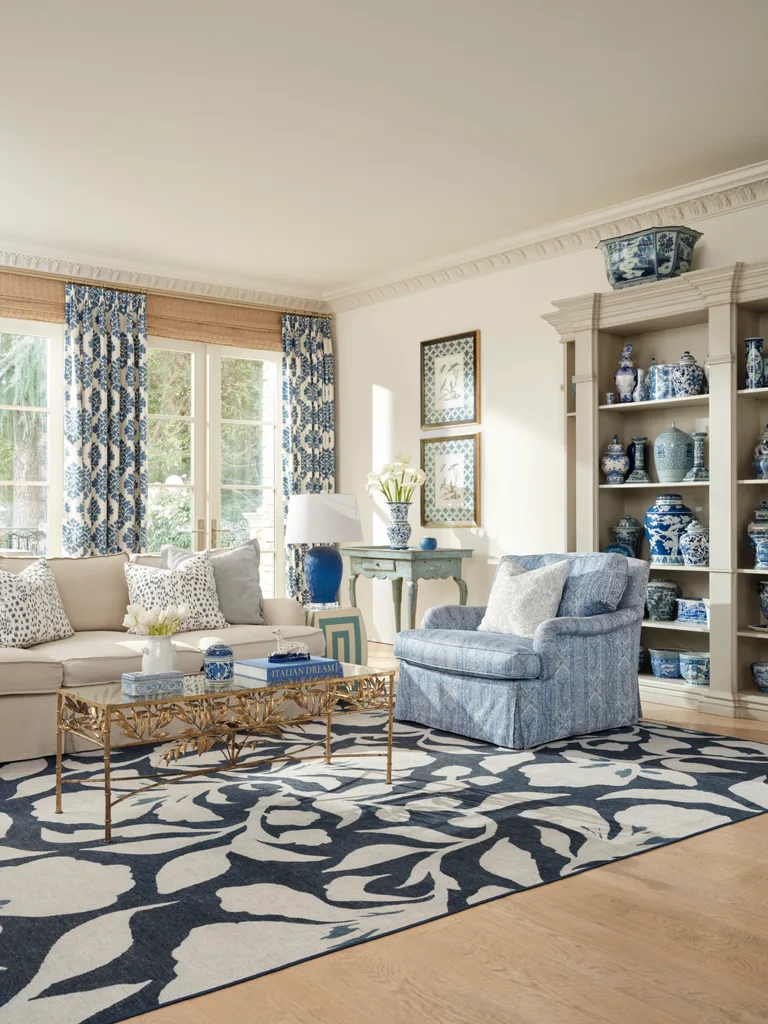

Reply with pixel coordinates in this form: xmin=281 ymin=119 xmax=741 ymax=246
xmin=349 ymin=573 xmax=359 ymax=608
xmin=391 ymin=578 xmax=403 ymax=633
xmin=406 ymin=580 xmax=418 ymax=630
xmin=454 ymin=576 xmax=468 ymax=606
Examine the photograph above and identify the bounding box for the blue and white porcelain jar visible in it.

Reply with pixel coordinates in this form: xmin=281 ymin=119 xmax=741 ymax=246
xmin=672 ymin=351 xmax=705 ymax=397
xmin=680 ymin=652 xmax=710 ymax=685
xmin=644 ymin=493 xmax=694 ymax=564
xmin=758 ymin=580 xmax=768 ymax=620
xmin=614 ymin=344 xmax=638 ymax=403
xmin=204 ymin=643 xmax=234 ymax=682
xmin=653 ymin=424 xmax=694 ymax=483
xmin=649 ymin=648 xmax=681 ymax=679
xmin=755 ymin=537 xmax=768 ymax=571
xmin=679 ymin=519 xmax=709 ymax=567
xmin=600 ymin=435 xmax=630 ymax=485
xmin=751 ymin=662 xmax=768 ymax=692
xmin=745 ymin=338 xmax=764 ymax=390
xmin=753 ymin=425 xmax=768 ymax=479
xmin=645 ymin=578 xmax=679 ymax=620
xmin=647 ymin=360 xmax=675 ymax=401
xmin=748 ymin=500 xmax=768 ymax=560
xmin=612 ymin=515 xmax=643 ymax=558
xmin=387 ymin=501 xmax=412 ymax=549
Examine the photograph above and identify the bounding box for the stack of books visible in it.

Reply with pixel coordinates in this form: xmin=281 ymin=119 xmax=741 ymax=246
xmin=121 ymin=670 xmax=185 ymax=697
xmin=234 ymin=656 xmax=343 ymax=684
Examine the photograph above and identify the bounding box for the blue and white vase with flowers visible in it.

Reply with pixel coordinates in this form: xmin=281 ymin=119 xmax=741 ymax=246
xmin=614 ymin=344 xmax=638 ymax=403
xmin=366 ymin=453 xmax=426 ymax=550
xmin=644 ymin=493 xmax=694 ymax=564
xmin=123 ymin=603 xmax=190 ymax=675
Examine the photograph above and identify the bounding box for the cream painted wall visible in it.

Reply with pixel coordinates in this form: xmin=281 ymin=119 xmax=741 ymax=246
xmin=335 ymin=202 xmax=768 ymax=643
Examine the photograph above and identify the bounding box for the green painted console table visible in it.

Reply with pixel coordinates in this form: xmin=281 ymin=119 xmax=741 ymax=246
xmin=340 ymin=545 xmax=472 ymax=634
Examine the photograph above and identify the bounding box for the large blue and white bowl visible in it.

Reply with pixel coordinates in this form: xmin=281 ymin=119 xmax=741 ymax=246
xmin=649 ymin=648 xmax=681 ymax=679
xmin=680 ymin=651 xmax=710 ymax=685
xmin=597 ymin=227 xmax=702 ymax=290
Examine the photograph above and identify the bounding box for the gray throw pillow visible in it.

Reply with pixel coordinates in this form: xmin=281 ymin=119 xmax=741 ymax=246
xmin=161 ymin=541 xmax=265 ymax=625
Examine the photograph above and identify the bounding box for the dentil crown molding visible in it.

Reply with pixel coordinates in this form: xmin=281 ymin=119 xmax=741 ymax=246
xmin=325 ymin=161 xmax=768 ymax=313
xmin=0 ymin=248 xmax=331 ymax=314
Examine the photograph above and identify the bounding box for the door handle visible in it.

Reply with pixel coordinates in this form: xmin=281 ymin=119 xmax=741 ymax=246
xmin=186 ymin=519 xmax=206 ymax=551
xmin=210 ymin=519 xmax=231 ymax=548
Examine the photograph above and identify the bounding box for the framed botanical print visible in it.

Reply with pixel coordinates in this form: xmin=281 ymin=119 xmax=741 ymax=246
xmin=421 ymin=433 xmax=481 ymax=528
xmin=420 ymin=330 xmax=480 ymax=429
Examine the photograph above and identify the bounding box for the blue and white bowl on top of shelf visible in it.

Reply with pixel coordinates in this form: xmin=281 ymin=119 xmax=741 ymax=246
xmin=597 ymin=227 xmax=702 ymax=290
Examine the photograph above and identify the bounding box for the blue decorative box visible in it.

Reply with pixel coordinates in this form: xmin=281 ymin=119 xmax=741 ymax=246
xmin=121 ymin=671 xmax=185 ymax=697
xmin=204 ymin=643 xmax=234 ymax=681
xmin=597 ymin=226 xmax=702 ymax=289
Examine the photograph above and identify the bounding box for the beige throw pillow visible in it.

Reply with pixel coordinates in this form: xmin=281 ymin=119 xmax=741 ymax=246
xmin=477 ymin=558 xmax=570 ymax=639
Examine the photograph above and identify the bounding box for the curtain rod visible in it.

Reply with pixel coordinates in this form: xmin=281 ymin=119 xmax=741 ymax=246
xmin=0 ymin=264 xmax=333 ymax=319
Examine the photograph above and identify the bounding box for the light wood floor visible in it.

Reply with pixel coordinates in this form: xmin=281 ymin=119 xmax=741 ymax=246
xmin=136 ymin=643 xmax=768 ymax=1024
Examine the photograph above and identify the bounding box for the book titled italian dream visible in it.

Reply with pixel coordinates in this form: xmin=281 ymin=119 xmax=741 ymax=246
xmin=234 ymin=656 xmax=343 ymax=683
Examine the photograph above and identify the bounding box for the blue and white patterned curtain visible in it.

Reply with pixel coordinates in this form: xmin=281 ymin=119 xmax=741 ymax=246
xmin=282 ymin=314 xmax=335 ymax=602
xmin=63 ymin=284 xmax=148 ymax=556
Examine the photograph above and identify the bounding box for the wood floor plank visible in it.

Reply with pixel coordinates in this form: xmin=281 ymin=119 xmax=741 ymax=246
xmin=129 ymin=644 xmax=768 ymax=1024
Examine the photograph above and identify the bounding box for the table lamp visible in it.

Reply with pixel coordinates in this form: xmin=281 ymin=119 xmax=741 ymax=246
xmin=285 ymin=493 xmax=364 ymax=606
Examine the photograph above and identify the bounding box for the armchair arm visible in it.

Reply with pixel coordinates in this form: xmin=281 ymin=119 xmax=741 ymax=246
xmin=421 ymin=604 xmax=487 ymax=631
xmin=533 ymin=607 xmax=641 ymax=679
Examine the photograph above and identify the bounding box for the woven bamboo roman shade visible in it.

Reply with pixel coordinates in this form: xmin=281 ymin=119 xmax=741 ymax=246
xmin=0 ymin=269 xmax=283 ymax=351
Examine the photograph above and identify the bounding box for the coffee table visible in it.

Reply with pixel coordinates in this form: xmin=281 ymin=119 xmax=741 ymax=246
xmin=55 ymin=664 xmax=396 ymax=842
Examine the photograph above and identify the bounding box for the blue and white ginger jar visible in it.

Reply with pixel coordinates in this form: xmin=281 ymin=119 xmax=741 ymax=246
xmin=600 ymin=435 xmax=630 ymax=485
xmin=612 ymin=515 xmax=643 ymax=558
xmin=748 ymin=500 xmax=768 ymax=561
xmin=653 ymin=424 xmax=694 ymax=483
xmin=679 ymin=519 xmax=709 ymax=567
xmin=644 ymin=493 xmax=694 ymax=564
xmin=614 ymin=344 xmax=638 ymax=403
xmin=672 ymin=351 xmax=705 ymax=397
xmin=204 ymin=643 xmax=234 ymax=681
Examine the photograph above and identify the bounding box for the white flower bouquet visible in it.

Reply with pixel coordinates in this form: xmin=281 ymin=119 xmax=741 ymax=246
xmin=123 ymin=603 xmax=189 ymax=636
xmin=366 ymin=452 xmax=426 ymax=503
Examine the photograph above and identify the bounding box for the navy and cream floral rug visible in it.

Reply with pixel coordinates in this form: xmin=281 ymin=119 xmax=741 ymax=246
xmin=2 ymin=716 xmax=768 ymax=1024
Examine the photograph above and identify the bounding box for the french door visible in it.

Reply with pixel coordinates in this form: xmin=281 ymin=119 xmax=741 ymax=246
xmin=146 ymin=338 xmax=282 ymax=597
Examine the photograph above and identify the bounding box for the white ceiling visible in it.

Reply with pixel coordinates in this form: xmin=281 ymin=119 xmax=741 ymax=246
xmin=2 ymin=0 xmax=768 ymax=299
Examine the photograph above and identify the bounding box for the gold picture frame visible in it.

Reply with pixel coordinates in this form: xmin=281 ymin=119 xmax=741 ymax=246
xmin=420 ymin=433 xmax=481 ymax=528
xmin=420 ymin=330 xmax=480 ymax=430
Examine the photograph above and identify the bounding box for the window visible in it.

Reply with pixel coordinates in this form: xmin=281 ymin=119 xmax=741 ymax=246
xmin=0 ymin=319 xmax=63 ymax=555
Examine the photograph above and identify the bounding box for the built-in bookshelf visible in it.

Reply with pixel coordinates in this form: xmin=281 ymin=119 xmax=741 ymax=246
xmin=547 ymin=260 xmax=768 ymax=720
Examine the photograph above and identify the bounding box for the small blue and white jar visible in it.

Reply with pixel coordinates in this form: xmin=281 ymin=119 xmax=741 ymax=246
xmin=600 ymin=435 xmax=630 ymax=485
xmin=614 ymin=344 xmax=638 ymax=403
xmin=745 ymin=338 xmax=764 ymax=390
xmin=679 ymin=519 xmax=709 ymax=567
xmin=680 ymin=652 xmax=710 ymax=685
xmin=204 ymin=643 xmax=234 ymax=681
xmin=672 ymin=351 xmax=705 ymax=397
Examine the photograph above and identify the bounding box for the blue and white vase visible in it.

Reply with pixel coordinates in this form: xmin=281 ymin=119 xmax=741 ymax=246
xmin=653 ymin=424 xmax=694 ymax=483
xmin=614 ymin=344 xmax=638 ymax=403
xmin=204 ymin=643 xmax=234 ymax=681
xmin=647 ymin=360 xmax=675 ymax=401
xmin=748 ymin=500 xmax=768 ymax=562
xmin=745 ymin=338 xmax=764 ymax=390
xmin=679 ymin=519 xmax=709 ymax=567
xmin=626 ymin=436 xmax=650 ymax=483
xmin=672 ymin=351 xmax=705 ymax=397
xmin=755 ymin=537 xmax=768 ymax=571
xmin=683 ymin=431 xmax=709 ymax=482
xmin=645 ymin=578 xmax=679 ymax=620
xmin=632 ymin=368 xmax=648 ymax=403
xmin=600 ymin=435 xmax=630 ymax=485
xmin=753 ymin=425 xmax=768 ymax=479
xmin=644 ymin=493 xmax=694 ymax=564
xmin=387 ymin=501 xmax=412 ymax=549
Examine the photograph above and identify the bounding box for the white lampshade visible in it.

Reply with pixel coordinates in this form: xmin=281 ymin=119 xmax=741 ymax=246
xmin=285 ymin=493 xmax=364 ymax=545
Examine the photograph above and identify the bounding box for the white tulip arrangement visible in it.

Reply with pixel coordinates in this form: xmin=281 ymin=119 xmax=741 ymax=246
xmin=123 ymin=603 xmax=190 ymax=636
xmin=366 ymin=452 xmax=426 ymax=503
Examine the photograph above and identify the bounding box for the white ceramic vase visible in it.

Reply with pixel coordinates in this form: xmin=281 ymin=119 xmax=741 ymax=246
xmin=142 ymin=635 xmax=177 ymax=675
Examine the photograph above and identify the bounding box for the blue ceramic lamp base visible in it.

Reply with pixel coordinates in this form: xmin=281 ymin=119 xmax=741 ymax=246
xmin=304 ymin=545 xmax=343 ymax=605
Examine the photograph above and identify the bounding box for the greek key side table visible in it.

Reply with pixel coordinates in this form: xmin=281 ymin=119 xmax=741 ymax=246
xmin=340 ymin=545 xmax=472 ymax=633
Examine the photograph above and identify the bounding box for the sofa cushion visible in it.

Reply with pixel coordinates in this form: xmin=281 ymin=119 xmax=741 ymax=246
xmin=0 ymin=553 xmax=131 ymax=632
xmin=478 ymin=558 xmax=570 ymax=639
xmin=394 ymin=628 xmax=540 ymax=681
xmin=124 ymin=553 xmax=228 ymax=631
xmin=175 ymin=624 xmax=326 ymax=661
xmin=162 ymin=541 xmax=266 ymax=625
xmin=0 ymin=560 xmax=74 ymax=648
xmin=33 ymin=631 xmax=204 ymax=687
xmin=0 ymin=647 xmax=63 ymax=695
xmin=502 ymin=553 xmax=628 ymax=617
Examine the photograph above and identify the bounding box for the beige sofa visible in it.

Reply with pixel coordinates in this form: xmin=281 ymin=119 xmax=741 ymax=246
xmin=0 ymin=552 xmax=324 ymax=762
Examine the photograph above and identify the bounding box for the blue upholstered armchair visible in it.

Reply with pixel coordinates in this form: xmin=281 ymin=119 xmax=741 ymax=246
xmin=393 ymin=553 xmax=650 ymax=749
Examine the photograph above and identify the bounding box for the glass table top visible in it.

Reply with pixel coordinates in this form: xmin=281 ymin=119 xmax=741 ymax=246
xmin=62 ymin=664 xmax=392 ymax=707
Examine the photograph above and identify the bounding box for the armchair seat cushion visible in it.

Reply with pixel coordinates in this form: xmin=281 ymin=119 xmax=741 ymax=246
xmin=394 ymin=628 xmax=540 ymax=680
